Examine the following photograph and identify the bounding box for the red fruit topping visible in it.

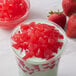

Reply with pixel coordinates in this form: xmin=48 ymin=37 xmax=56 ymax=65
xmin=66 ymin=14 xmax=76 ymax=38
xmin=0 ymin=0 xmax=28 ymax=21
xmin=12 ymin=22 xmax=64 ymax=60
xmin=48 ymin=11 xmax=66 ymax=29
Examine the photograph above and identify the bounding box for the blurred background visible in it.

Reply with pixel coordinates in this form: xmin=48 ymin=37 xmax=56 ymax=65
xmin=0 ymin=0 xmax=76 ymax=76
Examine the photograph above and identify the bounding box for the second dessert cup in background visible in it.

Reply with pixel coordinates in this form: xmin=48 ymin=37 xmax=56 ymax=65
xmin=0 ymin=0 xmax=30 ymax=29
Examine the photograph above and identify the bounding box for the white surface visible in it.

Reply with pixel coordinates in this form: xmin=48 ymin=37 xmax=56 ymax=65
xmin=0 ymin=0 xmax=76 ymax=76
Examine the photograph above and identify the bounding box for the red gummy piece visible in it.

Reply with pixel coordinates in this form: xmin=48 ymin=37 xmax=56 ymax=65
xmin=12 ymin=22 xmax=64 ymax=60
xmin=23 ymin=52 xmax=34 ymax=60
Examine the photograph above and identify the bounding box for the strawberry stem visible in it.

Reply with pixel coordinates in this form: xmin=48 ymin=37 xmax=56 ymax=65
xmin=48 ymin=10 xmax=63 ymax=15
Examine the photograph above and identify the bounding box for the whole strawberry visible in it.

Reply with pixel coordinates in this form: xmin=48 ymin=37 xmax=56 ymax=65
xmin=66 ymin=14 xmax=76 ymax=38
xmin=48 ymin=11 xmax=66 ymax=29
xmin=62 ymin=0 xmax=76 ymax=16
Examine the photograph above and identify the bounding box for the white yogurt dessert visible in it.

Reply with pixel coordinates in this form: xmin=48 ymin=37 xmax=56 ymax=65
xmin=11 ymin=19 xmax=66 ymax=76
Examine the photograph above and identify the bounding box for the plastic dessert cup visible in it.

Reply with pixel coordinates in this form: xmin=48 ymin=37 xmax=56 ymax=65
xmin=11 ymin=19 xmax=66 ymax=76
xmin=0 ymin=0 xmax=30 ymax=29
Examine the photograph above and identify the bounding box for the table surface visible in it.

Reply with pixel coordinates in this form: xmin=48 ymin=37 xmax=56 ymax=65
xmin=0 ymin=0 xmax=76 ymax=76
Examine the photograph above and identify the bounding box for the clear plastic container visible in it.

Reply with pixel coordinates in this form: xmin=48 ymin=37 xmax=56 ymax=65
xmin=11 ymin=19 xmax=67 ymax=76
xmin=0 ymin=0 xmax=30 ymax=29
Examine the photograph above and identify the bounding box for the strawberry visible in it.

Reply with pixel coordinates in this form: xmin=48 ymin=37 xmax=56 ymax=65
xmin=48 ymin=11 xmax=66 ymax=29
xmin=66 ymin=14 xmax=76 ymax=38
xmin=62 ymin=0 xmax=76 ymax=16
